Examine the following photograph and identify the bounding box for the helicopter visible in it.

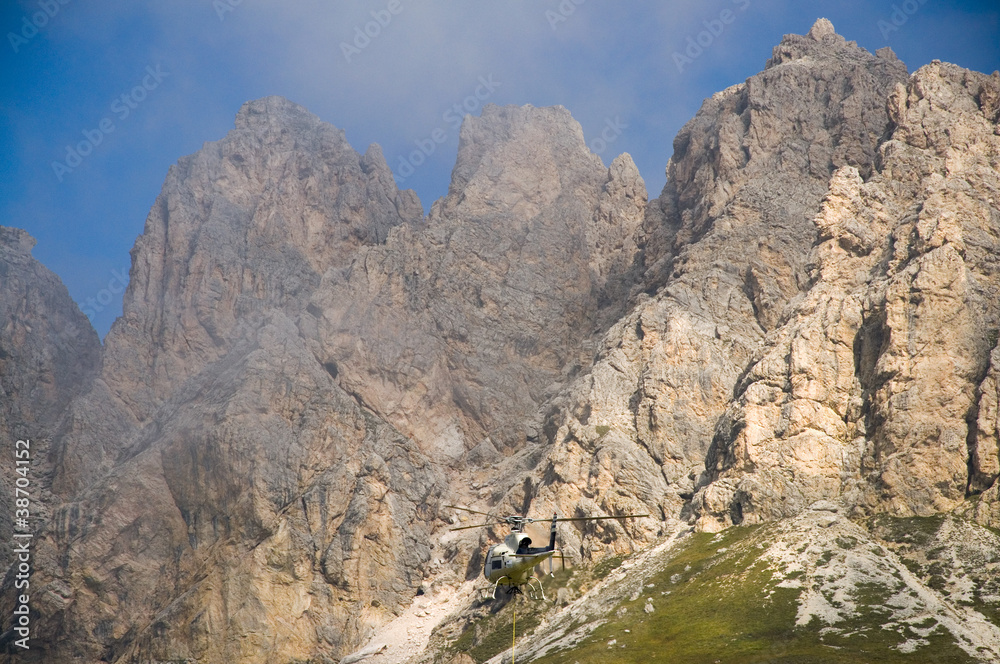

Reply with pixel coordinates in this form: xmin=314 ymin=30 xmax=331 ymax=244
xmin=446 ymin=505 xmax=649 ymax=599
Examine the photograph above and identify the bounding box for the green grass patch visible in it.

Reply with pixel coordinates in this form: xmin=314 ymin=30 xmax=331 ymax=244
xmin=449 ymin=600 xmax=545 ymax=663
xmin=869 ymin=514 xmax=945 ymax=547
xmin=972 ymin=587 xmax=1000 ymax=626
xmin=441 ymin=517 xmax=983 ymax=663
xmin=467 ymin=609 xmax=542 ymax=662
xmin=529 ymin=523 xmax=974 ymax=664
xmin=592 ymin=553 xmax=626 ymax=580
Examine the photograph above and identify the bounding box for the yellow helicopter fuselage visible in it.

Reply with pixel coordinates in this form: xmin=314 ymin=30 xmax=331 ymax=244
xmin=483 ymin=531 xmax=555 ymax=587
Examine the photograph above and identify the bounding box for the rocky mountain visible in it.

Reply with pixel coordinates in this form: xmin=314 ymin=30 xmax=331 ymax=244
xmin=2 ymin=17 xmax=1000 ymax=664
xmin=0 ymin=227 xmax=101 ymax=569
xmin=695 ymin=57 xmax=1000 ymax=529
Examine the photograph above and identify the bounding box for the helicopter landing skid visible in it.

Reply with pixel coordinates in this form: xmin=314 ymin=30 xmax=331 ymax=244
xmin=481 ymin=577 xmax=546 ymax=601
xmin=525 ymin=577 xmax=546 ymax=601
xmin=481 ymin=576 xmax=511 ymax=600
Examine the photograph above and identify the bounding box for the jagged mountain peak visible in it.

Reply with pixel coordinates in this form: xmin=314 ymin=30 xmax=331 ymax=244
xmin=229 ymin=95 xmax=405 ymax=189
xmin=436 ymin=103 xmax=604 ymax=221
xmin=687 ymin=45 xmax=1000 ymax=531
xmin=233 ymin=94 xmax=322 ymax=131
xmin=453 ymin=103 xmax=589 ymax=160
xmin=807 ymin=16 xmax=836 ymax=40
xmin=311 ymin=99 xmax=646 ymax=459
xmin=654 ymin=19 xmax=908 ymax=279
xmin=104 ymin=94 xmax=421 ymax=411
xmin=767 ymin=16 xmax=902 ymax=70
xmin=0 ymin=225 xmax=36 ymax=255
xmin=0 ymin=225 xmax=102 ymax=560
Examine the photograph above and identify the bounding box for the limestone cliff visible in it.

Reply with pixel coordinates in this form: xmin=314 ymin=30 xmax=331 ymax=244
xmin=693 ymin=60 xmax=1000 ymax=530
xmin=0 ymin=226 xmax=101 ymax=576
xmin=524 ymin=18 xmax=910 ymax=549
xmin=305 ymin=104 xmax=646 ymax=458
xmin=2 ymin=98 xmax=645 ymax=663
xmin=0 ymin=229 xmax=100 ymax=442
xmin=103 ymin=95 xmax=422 ymax=426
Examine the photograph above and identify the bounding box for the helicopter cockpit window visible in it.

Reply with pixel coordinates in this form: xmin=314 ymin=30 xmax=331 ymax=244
xmin=492 ymin=560 xmax=502 ymax=570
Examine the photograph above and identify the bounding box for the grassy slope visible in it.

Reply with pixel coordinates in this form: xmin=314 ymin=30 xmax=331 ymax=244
xmin=529 ymin=523 xmax=971 ymax=664
xmin=436 ymin=512 xmax=1000 ymax=663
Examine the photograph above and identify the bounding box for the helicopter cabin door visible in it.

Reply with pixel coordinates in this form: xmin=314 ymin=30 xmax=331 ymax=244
xmin=484 ymin=545 xmax=503 ymax=579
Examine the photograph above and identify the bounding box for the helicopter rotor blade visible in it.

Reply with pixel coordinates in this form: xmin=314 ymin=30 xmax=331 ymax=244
xmin=551 ymin=513 xmax=649 ymax=522
xmin=444 ymin=504 xmax=496 ymax=518
xmin=447 ymin=509 xmax=649 ymax=531
xmin=449 ymin=522 xmax=495 ymax=531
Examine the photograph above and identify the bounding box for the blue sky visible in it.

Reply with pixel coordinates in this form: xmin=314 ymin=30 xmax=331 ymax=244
xmin=2 ymin=1 xmax=998 ymax=338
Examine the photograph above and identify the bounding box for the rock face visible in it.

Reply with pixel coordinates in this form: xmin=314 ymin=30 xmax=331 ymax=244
xmin=2 ymin=99 xmax=645 ymax=663
xmin=102 ymin=96 xmax=423 ymax=426
xmin=40 ymin=319 xmax=445 ymax=663
xmin=306 ymin=104 xmax=646 ymax=456
xmin=525 ymin=20 xmax=910 ymax=544
xmin=0 ymin=229 xmax=100 ymax=440
xmin=693 ymin=60 xmax=1000 ymax=530
xmin=3 ymin=18 xmax=1000 ymax=664
xmin=7 ymin=97 xmax=449 ymax=664
xmin=0 ymin=226 xmax=101 ymax=567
